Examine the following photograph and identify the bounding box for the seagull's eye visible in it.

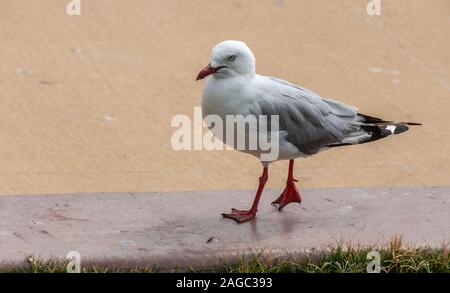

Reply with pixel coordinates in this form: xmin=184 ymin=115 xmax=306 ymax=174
xmin=227 ymin=55 xmax=236 ymax=62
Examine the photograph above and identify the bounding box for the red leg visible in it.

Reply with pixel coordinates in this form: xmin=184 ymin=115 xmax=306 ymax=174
xmin=222 ymin=167 xmax=268 ymax=223
xmin=272 ymin=160 xmax=302 ymax=211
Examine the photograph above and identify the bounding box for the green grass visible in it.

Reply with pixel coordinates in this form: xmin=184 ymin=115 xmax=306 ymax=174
xmin=224 ymin=246 xmax=449 ymax=273
xmin=3 ymin=238 xmax=449 ymax=273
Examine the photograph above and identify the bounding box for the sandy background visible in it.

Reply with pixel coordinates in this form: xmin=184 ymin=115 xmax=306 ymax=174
xmin=0 ymin=0 xmax=448 ymax=195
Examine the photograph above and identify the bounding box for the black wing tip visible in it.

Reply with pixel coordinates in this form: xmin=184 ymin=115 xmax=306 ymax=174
xmin=357 ymin=113 xmax=422 ymax=126
xmin=393 ymin=125 xmax=409 ymax=134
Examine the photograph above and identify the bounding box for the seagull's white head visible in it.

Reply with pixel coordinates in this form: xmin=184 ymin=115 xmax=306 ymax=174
xmin=196 ymin=40 xmax=256 ymax=81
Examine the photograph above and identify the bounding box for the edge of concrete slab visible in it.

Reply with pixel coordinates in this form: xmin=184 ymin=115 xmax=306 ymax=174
xmin=1 ymin=187 xmax=449 ymax=270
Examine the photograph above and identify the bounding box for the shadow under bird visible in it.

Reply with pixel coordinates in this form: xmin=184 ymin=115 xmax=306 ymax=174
xmin=196 ymin=40 xmax=421 ymax=223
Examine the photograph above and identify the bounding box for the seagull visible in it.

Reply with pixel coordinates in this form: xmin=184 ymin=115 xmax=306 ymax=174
xmin=196 ymin=40 xmax=420 ymax=223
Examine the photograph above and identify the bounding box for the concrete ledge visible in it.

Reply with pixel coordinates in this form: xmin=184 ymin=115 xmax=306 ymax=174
xmin=0 ymin=187 xmax=449 ymax=269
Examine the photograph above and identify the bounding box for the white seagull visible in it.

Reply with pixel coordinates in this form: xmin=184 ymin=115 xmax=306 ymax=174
xmin=196 ymin=40 xmax=420 ymax=223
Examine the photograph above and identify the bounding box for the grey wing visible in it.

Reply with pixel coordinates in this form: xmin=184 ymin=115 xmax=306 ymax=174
xmin=254 ymin=77 xmax=370 ymax=155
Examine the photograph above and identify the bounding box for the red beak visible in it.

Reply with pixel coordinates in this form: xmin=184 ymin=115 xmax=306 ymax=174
xmin=196 ymin=64 xmax=224 ymax=81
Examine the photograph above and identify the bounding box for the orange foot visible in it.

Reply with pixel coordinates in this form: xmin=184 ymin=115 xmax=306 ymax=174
xmin=222 ymin=208 xmax=256 ymax=223
xmin=271 ymin=180 xmax=302 ymax=211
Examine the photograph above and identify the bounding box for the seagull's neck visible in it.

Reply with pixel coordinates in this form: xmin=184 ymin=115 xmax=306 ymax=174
xmin=210 ymin=73 xmax=256 ymax=84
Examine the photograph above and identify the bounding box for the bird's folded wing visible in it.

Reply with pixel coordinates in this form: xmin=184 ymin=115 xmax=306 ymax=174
xmin=252 ymin=77 xmax=368 ymax=155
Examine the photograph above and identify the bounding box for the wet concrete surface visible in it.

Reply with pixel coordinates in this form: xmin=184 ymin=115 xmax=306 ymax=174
xmin=0 ymin=187 xmax=448 ymax=268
